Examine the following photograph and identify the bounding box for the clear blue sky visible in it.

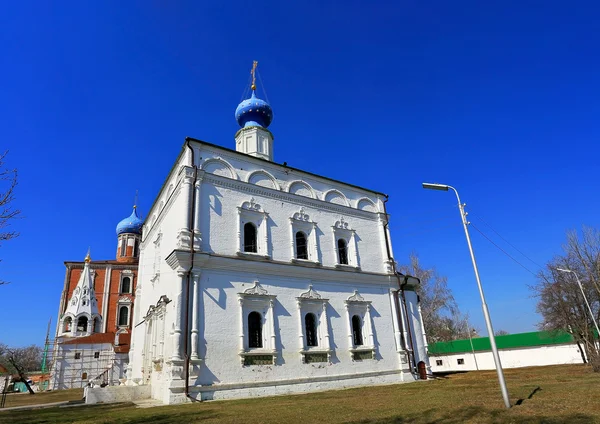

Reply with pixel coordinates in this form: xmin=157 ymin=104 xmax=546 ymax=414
xmin=1 ymin=1 xmax=599 ymax=346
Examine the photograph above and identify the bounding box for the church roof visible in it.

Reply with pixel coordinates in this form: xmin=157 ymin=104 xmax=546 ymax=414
xmin=116 ymin=206 xmax=144 ymax=236
xmin=235 ymin=91 xmax=273 ymax=129
xmin=63 ymin=252 xmax=100 ymax=318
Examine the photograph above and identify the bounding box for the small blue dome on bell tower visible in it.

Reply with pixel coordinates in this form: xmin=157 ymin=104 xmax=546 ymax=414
xmin=116 ymin=206 xmax=143 ymax=236
xmin=235 ymin=91 xmax=273 ymax=129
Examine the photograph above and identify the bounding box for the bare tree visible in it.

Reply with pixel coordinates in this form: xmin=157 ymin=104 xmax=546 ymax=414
xmin=495 ymin=330 xmax=510 ymax=336
xmin=0 ymin=151 xmax=20 ymax=286
xmin=532 ymin=226 xmax=600 ymax=372
xmin=0 ymin=344 xmax=42 ymax=394
xmin=398 ymin=253 xmax=473 ymax=342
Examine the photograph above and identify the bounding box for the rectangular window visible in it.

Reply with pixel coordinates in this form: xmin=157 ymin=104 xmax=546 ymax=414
xmin=94 ymin=352 xmax=100 ymax=359
xmin=457 ymin=358 xmax=464 ymax=365
xmin=436 ymin=360 xmax=443 ymax=366
xmin=74 ymin=352 xmax=81 ymax=360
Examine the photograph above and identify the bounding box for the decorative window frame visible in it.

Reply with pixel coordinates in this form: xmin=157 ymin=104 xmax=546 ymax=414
xmin=143 ymin=295 xmax=169 ymax=374
xmin=296 ymin=285 xmax=332 ymax=363
xmin=116 ymin=297 xmax=132 ymax=328
xmin=236 ymin=198 xmax=270 ymax=259
xmin=237 ymin=282 xmax=277 ymax=365
xmin=344 ymin=290 xmax=376 ymax=360
xmin=332 ymin=218 xmax=360 ymax=270
xmin=120 ymin=270 xmax=134 ymax=294
xmin=150 ymin=231 xmax=162 ymax=286
xmin=289 ymin=208 xmax=320 ymax=265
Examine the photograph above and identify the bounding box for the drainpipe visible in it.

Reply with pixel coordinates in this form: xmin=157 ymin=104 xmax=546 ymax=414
xmin=381 ymin=195 xmax=417 ymax=372
xmin=183 ymin=138 xmax=199 ymax=402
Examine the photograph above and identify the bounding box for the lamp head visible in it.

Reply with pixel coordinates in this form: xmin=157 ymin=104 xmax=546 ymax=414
xmin=422 ymin=182 xmax=449 ymax=191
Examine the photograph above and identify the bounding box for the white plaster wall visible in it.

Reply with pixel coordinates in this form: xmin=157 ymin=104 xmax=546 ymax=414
xmin=199 ymin=182 xmax=386 ymax=272
xmin=430 ymin=343 xmax=585 ymax=373
xmin=404 ymin=291 xmax=430 ymax=370
xmin=196 ymin=270 xmax=402 ymax=389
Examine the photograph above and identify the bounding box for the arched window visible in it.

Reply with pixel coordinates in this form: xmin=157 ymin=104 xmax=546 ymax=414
xmin=77 ymin=316 xmax=88 ymax=332
xmin=120 ymin=237 xmax=127 ymax=256
xmin=248 ymin=311 xmax=262 ymax=348
xmin=133 ymin=239 xmax=139 ymax=257
xmin=118 ymin=306 xmax=129 ymax=327
xmin=338 ymin=239 xmax=348 ymax=265
xmin=296 ymin=232 xmax=308 ymax=260
xmin=352 ymin=315 xmax=363 ymax=346
xmin=244 ymin=223 xmax=258 ymax=253
xmin=305 ymin=313 xmax=318 ymax=347
xmin=121 ymin=277 xmax=131 ymax=293
xmin=81 ymin=372 xmax=88 ymax=380
xmin=63 ymin=317 xmax=72 ymax=332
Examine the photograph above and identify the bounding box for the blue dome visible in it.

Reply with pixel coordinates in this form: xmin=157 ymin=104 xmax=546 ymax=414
xmin=235 ymin=91 xmax=273 ymax=128
xmin=116 ymin=207 xmax=143 ymax=236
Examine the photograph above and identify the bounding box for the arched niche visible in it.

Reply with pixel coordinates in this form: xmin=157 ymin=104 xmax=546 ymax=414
xmin=324 ymin=189 xmax=349 ymax=206
xmin=247 ymin=170 xmax=280 ymax=190
xmin=201 ymin=158 xmax=237 ymax=180
xmin=357 ymin=197 xmax=377 ymax=212
xmin=288 ymin=181 xmax=316 ymax=199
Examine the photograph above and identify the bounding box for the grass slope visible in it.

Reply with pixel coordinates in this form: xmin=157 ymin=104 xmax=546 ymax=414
xmin=2 ymin=364 xmax=599 ymax=423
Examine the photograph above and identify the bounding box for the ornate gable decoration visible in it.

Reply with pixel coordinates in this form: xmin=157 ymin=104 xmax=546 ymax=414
xmin=345 ymin=290 xmax=370 ymax=304
xmin=334 ymin=217 xmax=352 ymax=231
xmin=243 ymin=281 xmax=269 ymax=296
xmin=297 ymin=285 xmax=328 ymax=302
xmin=292 ymin=207 xmax=311 ymax=222
xmin=241 ymin=197 xmax=262 ymax=212
xmin=145 ymin=295 xmax=170 ymax=319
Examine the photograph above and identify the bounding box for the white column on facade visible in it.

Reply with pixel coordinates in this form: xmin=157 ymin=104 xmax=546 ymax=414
xmin=159 ymin=313 xmax=165 ymax=359
xmin=389 ymin=289 xmax=403 ymax=353
xmin=262 ymin=214 xmax=269 ymax=256
xmin=417 ymin=303 xmax=429 ymax=350
xmin=193 ymin=175 xmax=203 ymax=250
xmin=296 ymin=300 xmax=305 ymax=351
xmin=351 ymin=230 xmax=359 ymax=267
xmin=268 ymin=298 xmax=276 ymax=351
xmin=311 ymin=223 xmax=319 ymax=262
xmin=332 ymin=228 xmax=339 ymax=265
xmin=237 ymin=210 xmax=243 ymax=253
xmin=190 ymin=271 xmax=201 ymax=360
xmin=102 ymin=266 xmax=111 ymax=332
xmin=181 ymin=169 xmax=194 ymax=230
xmin=378 ymin=214 xmax=392 ymax=272
xmin=171 ymin=270 xmax=187 ymax=361
xmin=289 ymin=219 xmax=296 ymax=260
xmin=398 ymin=293 xmax=410 ymax=352
xmin=238 ymin=296 xmax=245 ymax=352
xmin=366 ymin=304 xmax=375 ymax=348
xmin=344 ymin=304 xmax=354 ymax=348
xmin=385 ymin=223 xmax=395 ymax=259
xmin=321 ymin=302 xmax=331 ymax=351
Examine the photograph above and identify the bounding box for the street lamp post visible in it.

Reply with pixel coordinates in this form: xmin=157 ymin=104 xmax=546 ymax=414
xmin=422 ymin=183 xmax=511 ymax=409
xmin=556 ymin=268 xmax=600 ymax=339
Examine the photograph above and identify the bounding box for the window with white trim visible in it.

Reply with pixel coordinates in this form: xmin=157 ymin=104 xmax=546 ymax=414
xmin=296 ymin=285 xmax=332 ymax=363
xmin=332 ymin=218 xmax=359 ymax=269
xmin=237 ymin=199 xmax=269 ymax=258
xmin=118 ymin=306 xmax=129 ymax=326
xmin=289 ymin=208 xmax=320 ymax=264
xmin=344 ymin=290 xmax=375 ymax=360
xmin=237 ymin=282 xmax=278 ymax=365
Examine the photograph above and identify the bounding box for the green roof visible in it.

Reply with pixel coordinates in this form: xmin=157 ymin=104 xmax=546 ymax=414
xmin=428 ymin=330 xmax=575 ymax=355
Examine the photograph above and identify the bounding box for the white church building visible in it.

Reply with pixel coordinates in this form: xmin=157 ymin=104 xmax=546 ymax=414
xmin=90 ymin=65 xmax=430 ymax=404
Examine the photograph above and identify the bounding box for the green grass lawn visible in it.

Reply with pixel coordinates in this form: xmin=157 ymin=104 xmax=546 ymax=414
xmin=2 ymin=364 xmax=599 ymax=423
xmin=2 ymin=388 xmax=84 ymax=408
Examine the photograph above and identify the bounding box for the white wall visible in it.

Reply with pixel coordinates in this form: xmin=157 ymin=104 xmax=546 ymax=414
xmin=430 ymin=343 xmax=585 ymax=373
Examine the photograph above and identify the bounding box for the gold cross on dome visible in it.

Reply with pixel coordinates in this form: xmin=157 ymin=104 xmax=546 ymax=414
xmin=251 ymin=60 xmax=258 ymax=90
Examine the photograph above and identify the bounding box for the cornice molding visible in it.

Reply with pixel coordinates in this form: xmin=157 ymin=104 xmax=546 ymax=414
xmin=204 ymin=173 xmax=379 ymax=221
